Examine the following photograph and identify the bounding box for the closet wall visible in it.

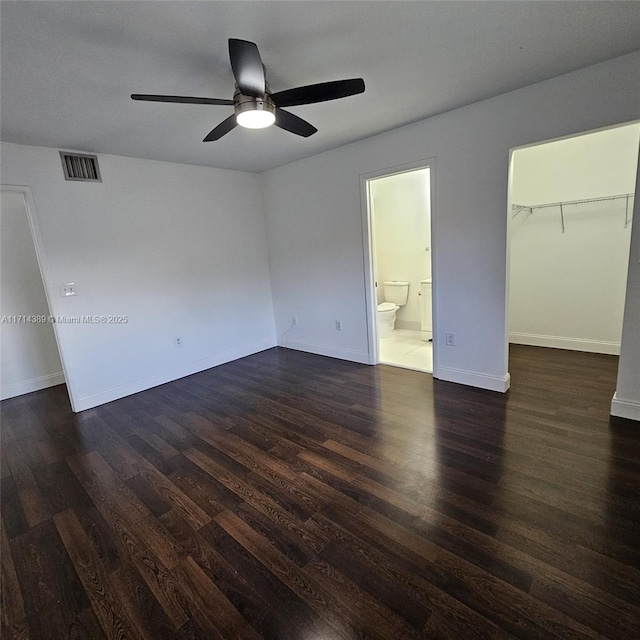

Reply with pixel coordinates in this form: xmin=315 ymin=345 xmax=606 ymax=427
xmin=509 ymin=124 xmax=640 ymax=354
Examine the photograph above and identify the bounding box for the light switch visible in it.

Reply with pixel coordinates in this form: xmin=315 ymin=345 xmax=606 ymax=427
xmin=59 ymin=282 xmax=77 ymax=297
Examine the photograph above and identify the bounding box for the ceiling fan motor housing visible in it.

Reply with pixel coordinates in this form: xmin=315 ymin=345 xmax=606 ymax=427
xmin=233 ymin=90 xmax=276 ymax=120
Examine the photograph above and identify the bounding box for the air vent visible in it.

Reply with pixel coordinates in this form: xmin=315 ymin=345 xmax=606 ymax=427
xmin=59 ymin=152 xmax=102 ymax=182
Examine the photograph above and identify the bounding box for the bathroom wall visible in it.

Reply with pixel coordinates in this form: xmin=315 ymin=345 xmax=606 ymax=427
xmin=371 ymin=169 xmax=431 ymax=330
xmin=509 ymin=124 xmax=640 ymax=354
xmin=1 ymin=190 xmax=64 ymax=399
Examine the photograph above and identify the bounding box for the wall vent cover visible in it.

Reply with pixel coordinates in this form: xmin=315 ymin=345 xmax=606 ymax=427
xmin=59 ymin=152 xmax=102 ymax=182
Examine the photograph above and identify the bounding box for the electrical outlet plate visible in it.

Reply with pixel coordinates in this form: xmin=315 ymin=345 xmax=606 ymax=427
xmin=336 ymin=320 xmax=342 ymax=331
xmin=446 ymin=332 xmax=455 ymax=346
xmin=174 ymin=337 xmax=183 ymax=348
xmin=59 ymin=282 xmax=77 ymax=297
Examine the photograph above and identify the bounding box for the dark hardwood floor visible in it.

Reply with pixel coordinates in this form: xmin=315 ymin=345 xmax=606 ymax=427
xmin=2 ymin=345 xmax=640 ymax=639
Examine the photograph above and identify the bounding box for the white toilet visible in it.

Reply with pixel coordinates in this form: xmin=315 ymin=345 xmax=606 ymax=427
xmin=377 ymin=281 xmax=409 ymax=338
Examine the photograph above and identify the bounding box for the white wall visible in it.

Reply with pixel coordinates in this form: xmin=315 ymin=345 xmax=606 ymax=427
xmin=1 ymin=143 xmax=276 ymax=411
xmin=613 ymin=162 xmax=640 ymax=421
xmin=263 ymin=51 xmax=640 ymax=392
xmin=1 ymin=190 xmax=64 ymax=398
xmin=509 ymin=125 xmax=640 ymax=354
xmin=511 ymin=125 xmax=640 ymax=204
xmin=372 ymin=169 xmax=431 ymax=330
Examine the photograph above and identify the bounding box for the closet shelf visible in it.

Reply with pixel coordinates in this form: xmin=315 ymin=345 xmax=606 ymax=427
xmin=511 ymin=192 xmax=635 ymax=231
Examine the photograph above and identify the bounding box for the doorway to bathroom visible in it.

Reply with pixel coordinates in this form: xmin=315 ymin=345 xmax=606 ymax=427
xmin=507 ymin=122 xmax=639 ymax=369
xmin=362 ymin=161 xmax=434 ymax=373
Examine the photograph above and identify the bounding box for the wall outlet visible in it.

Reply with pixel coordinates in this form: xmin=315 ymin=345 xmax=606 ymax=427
xmin=445 ymin=332 xmax=455 ymax=346
xmin=292 ymin=316 xmax=297 ymax=325
xmin=59 ymin=282 xmax=77 ymax=297
xmin=174 ymin=336 xmax=183 ymax=348
xmin=336 ymin=320 xmax=342 ymax=331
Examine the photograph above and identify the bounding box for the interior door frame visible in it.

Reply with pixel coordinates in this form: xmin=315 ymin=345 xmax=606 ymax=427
xmin=359 ymin=157 xmax=437 ymax=372
xmin=1 ymin=184 xmax=79 ymax=411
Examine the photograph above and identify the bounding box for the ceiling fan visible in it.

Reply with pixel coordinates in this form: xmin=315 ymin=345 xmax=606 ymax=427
xmin=131 ymin=38 xmax=365 ymax=141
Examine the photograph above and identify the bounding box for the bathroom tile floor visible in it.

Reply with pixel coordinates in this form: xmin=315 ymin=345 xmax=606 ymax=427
xmin=379 ymin=328 xmax=433 ymax=373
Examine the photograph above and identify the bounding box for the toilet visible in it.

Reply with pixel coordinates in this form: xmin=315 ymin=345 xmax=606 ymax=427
xmin=377 ymin=281 xmax=409 ymax=338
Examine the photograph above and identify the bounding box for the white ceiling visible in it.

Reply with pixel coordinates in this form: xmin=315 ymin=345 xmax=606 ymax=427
xmin=2 ymin=1 xmax=640 ymax=173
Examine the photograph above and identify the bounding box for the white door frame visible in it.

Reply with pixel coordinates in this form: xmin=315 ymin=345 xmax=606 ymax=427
xmin=359 ymin=157 xmax=437 ymax=372
xmin=1 ymin=184 xmax=79 ymax=411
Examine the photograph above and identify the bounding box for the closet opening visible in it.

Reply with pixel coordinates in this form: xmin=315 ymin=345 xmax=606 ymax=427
xmin=506 ymin=122 xmax=640 ymax=378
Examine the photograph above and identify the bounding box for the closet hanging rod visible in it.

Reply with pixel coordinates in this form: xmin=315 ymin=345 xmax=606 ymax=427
xmin=512 ymin=192 xmax=635 ymax=212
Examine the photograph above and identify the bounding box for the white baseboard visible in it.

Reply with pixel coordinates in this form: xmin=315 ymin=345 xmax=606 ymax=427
xmin=509 ymin=332 xmax=620 ymax=355
xmin=279 ymin=338 xmax=370 ymax=365
xmin=611 ymin=393 xmax=640 ymax=422
xmin=1 ymin=372 xmax=65 ymax=400
xmin=435 ymin=366 xmax=511 ymax=393
xmin=74 ymin=338 xmax=277 ymax=412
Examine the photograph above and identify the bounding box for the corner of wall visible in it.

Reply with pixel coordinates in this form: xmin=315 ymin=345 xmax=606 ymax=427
xmin=611 ymin=393 xmax=640 ymax=422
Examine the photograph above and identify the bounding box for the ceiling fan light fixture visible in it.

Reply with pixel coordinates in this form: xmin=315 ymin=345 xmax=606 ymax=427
xmin=235 ymin=95 xmax=276 ymax=129
xmin=236 ymin=109 xmax=275 ymax=129
xmin=132 ymin=38 xmax=365 ymax=141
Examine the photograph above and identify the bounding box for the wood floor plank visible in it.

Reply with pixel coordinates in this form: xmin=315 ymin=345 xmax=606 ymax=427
xmin=141 ymin=432 xmax=180 ymax=460
xmin=201 ymin=519 xmax=333 ymax=640
xmin=136 ymin=464 xmax=212 ymax=530
xmin=495 ymin=518 xmax=640 ymax=606
xmin=4 ymin=441 xmax=50 ymax=527
xmin=1 ymin=345 xmax=639 ymax=639
xmin=356 ymin=505 xmax=440 ymax=563
xmin=159 ymin=509 xmax=268 ymax=627
xmin=68 ymin=608 xmax=109 ymax=640
xmin=75 ymin=505 xmax=121 ymax=572
xmin=168 ymin=459 xmax=234 ymax=517
xmin=67 ymin=451 xmax=182 ymax=566
xmin=216 ymin=509 xmax=416 ymax=639
xmin=10 ymin=518 xmax=89 ymax=639
xmin=0 ymin=476 xmax=28 ymax=539
xmin=66 ymin=452 xmax=190 ymax=629
xmin=184 ymin=447 xmax=327 ymax=554
xmin=32 ymin=459 xmax=94 ymax=516
xmin=110 ymin=561 xmax=182 ymax=640
xmin=307 ymin=508 xmax=511 ymax=639
xmin=53 ymin=508 xmax=143 ymax=640
xmin=0 ymin=518 xmax=29 ymax=640
xmin=174 ymin=555 xmax=249 ymax=639
xmin=432 ymin=550 xmax=607 ymax=640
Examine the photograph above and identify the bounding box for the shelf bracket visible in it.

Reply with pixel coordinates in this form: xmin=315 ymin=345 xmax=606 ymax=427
xmin=625 ymin=196 xmax=630 ymax=228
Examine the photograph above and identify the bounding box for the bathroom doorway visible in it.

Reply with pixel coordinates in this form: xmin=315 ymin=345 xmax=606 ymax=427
xmin=361 ymin=161 xmax=434 ymax=373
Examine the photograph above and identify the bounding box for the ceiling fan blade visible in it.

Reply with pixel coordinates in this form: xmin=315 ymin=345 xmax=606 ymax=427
xmin=228 ymin=39 xmax=265 ymax=97
xmin=275 ymin=109 xmax=317 ymax=137
xmin=271 ymin=78 xmax=365 ymax=108
xmin=131 ymin=94 xmax=234 ymax=106
xmin=203 ymin=115 xmax=238 ymax=141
